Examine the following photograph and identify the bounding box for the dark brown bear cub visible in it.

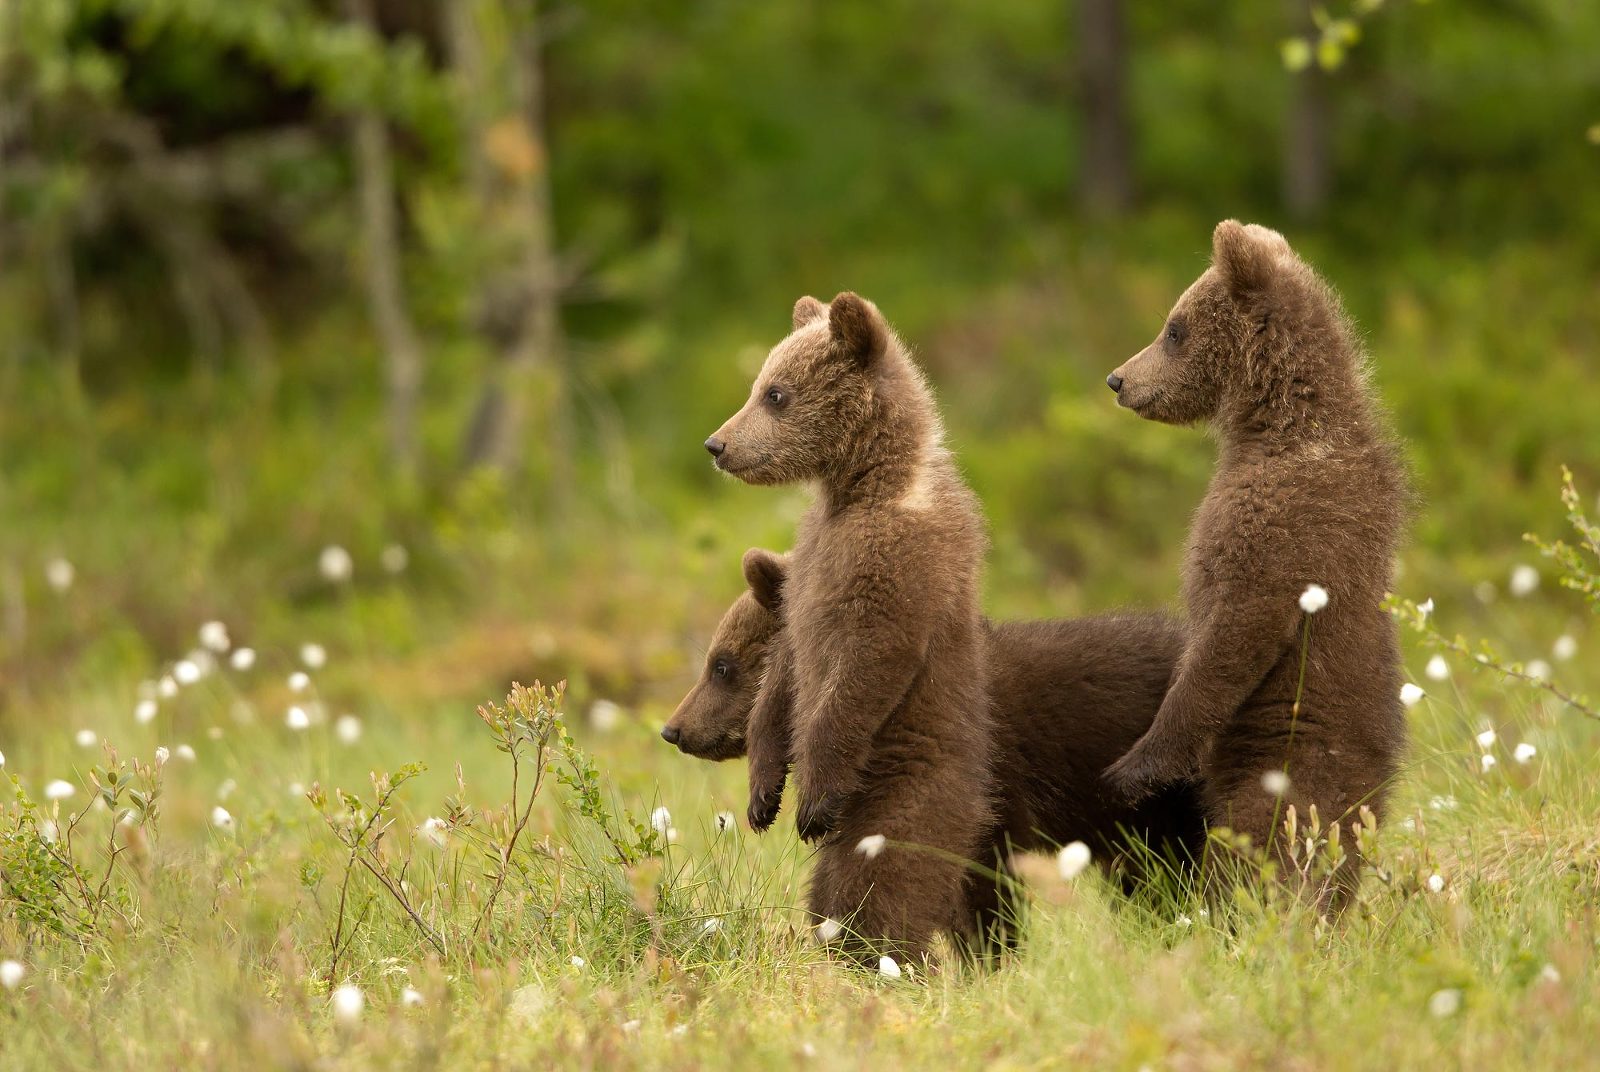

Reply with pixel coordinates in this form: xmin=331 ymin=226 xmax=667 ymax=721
xmin=1105 ymin=220 xmax=1408 ymax=905
xmin=706 ymin=294 xmax=993 ymax=963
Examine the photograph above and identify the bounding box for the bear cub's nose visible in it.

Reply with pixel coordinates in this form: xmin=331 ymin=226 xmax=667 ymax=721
xmin=660 ymin=724 xmax=681 ymax=745
xmin=1105 ymin=373 xmax=1124 ymax=393
xmin=704 ymin=436 xmax=726 ymax=458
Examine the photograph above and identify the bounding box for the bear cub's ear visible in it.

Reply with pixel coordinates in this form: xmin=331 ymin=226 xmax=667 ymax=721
xmin=741 ymin=548 xmax=788 ymax=613
xmin=792 ymin=296 xmax=827 ymax=330
xmin=1212 ymin=219 xmax=1286 ymax=301
xmin=828 ymin=292 xmax=889 ymax=364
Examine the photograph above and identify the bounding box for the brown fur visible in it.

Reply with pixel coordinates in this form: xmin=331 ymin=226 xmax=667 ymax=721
xmin=707 ymin=293 xmax=994 ymax=962
xmin=1105 ymin=220 xmax=1408 ymax=904
xmin=663 ymin=554 xmax=1208 ymax=947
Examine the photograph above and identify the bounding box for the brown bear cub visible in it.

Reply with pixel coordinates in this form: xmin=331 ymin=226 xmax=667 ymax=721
xmin=705 ymin=294 xmax=993 ymax=963
xmin=1105 ymin=220 xmax=1408 ymax=904
xmin=662 ymin=549 xmax=1207 ymax=938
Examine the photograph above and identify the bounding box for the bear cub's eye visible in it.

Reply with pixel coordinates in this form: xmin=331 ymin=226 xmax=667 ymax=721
xmin=712 ymin=659 xmax=733 ymax=681
xmin=1164 ymin=320 xmax=1186 ymax=345
xmin=764 ymin=386 xmax=788 ymax=408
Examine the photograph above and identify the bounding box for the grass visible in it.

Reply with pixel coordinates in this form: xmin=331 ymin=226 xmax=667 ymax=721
xmin=3 ymin=514 xmax=1598 ymax=1071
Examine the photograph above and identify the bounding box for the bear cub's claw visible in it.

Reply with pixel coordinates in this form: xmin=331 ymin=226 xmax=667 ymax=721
xmin=794 ymin=792 xmax=842 ymax=843
xmin=1104 ymin=739 xmax=1193 ymax=804
xmin=747 ymin=781 xmax=784 ymax=833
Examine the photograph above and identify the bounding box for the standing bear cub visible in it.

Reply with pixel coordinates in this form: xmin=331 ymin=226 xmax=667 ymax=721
xmin=706 ymin=294 xmax=994 ymax=962
xmin=1105 ymin=220 xmax=1408 ymax=903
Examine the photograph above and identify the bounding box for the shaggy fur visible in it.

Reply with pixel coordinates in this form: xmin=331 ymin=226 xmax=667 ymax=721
xmin=706 ymin=293 xmax=994 ymax=962
xmin=1105 ymin=220 xmax=1408 ymax=903
xmin=662 ymin=553 xmax=1208 ymax=947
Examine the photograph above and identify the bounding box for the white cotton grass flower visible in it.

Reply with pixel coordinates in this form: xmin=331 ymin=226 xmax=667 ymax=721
xmin=1418 ymin=597 xmax=1434 ymax=617
xmin=286 ymin=706 xmax=311 ymax=731
xmin=701 ymin=917 xmax=723 ymax=935
xmin=1474 ymin=581 xmax=1497 ymax=605
xmin=300 ymin=643 xmax=327 ymax=670
xmin=1480 ymin=753 xmax=1497 ymax=774
xmin=1540 ymin=963 xmax=1561 ymax=985
xmin=0 ymin=959 xmax=23 ymax=990
xmin=1399 ymin=683 xmax=1425 ymax=707
xmin=649 ymin=806 xmax=672 ymax=835
xmin=319 ymin=546 xmax=354 ymax=584
xmin=1553 ymin=635 xmax=1577 ymax=662
xmin=877 ymin=956 xmax=903 ymax=980
xmin=74 ymin=729 xmax=97 ymax=749
xmin=1514 ymin=742 xmax=1537 ymax=764
xmin=1298 ymin=584 xmax=1330 ymax=614
xmin=416 ymin=817 xmax=448 ymax=849
xmin=210 ymin=806 xmax=234 ymax=832
xmin=588 ymin=700 xmax=622 ymax=732
xmin=401 ymin=986 xmax=425 ymax=1007
xmin=288 ymin=782 xmax=305 ymax=797
xmin=198 ymin=621 xmax=231 ymax=653
xmin=620 ymin=1019 xmax=642 ymax=1034
xmin=287 ymin=671 xmax=311 ymax=693
xmin=1425 ymin=655 xmax=1450 ymax=682
xmin=330 ymin=983 xmax=364 ymax=1024
xmin=158 ymin=675 xmax=179 ymax=699
xmin=44 ymin=779 xmax=75 ymax=802
xmin=335 ymin=714 xmax=362 ymax=745
xmin=1475 ymin=728 xmax=1497 ymax=749
xmin=229 ymin=647 xmax=256 ymax=671
xmin=44 ymin=557 xmax=75 ymax=593
xmin=855 ymin=834 xmax=888 ymax=859
xmin=815 ymin=918 xmax=843 ymax=943
xmin=714 ymin=811 xmax=737 ymax=834
xmin=154 ymin=746 xmax=170 ymax=767
xmin=1428 ymin=988 xmax=1462 ymax=1018
xmin=1509 ymin=564 xmax=1539 ymax=598
xmin=174 ymin=659 xmax=202 ymax=686
xmin=1057 ymin=840 xmax=1092 ymax=880
xmin=135 ymin=700 xmax=158 ymax=725
xmin=1426 ymin=873 xmax=1445 ymax=893
xmin=569 ymin=955 xmax=586 ymax=968
xmin=381 ymin=544 xmax=410 ymax=574
xmin=1260 ymin=770 xmax=1291 ymax=797
xmin=1526 ymin=659 xmax=1551 ymax=681
xmin=0 ymin=750 xmax=5 ymax=768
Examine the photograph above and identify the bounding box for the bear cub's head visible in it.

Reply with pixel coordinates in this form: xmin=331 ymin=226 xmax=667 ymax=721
xmin=1107 ymin=220 xmax=1299 ymax=426
xmin=705 ymin=292 xmax=895 ymax=485
xmin=660 ymin=548 xmax=786 ymax=760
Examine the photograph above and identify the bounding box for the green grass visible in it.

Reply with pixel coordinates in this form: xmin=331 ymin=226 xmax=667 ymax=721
xmin=2 ymin=525 xmax=1597 ymax=1070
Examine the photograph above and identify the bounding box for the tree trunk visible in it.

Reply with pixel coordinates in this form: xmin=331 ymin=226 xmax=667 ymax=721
xmin=1078 ymin=0 xmax=1132 ymax=217
xmin=346 ymin=0 xmax=425 ymax=478
xmin=1283 ymin=0 xmax=1331 ymax=221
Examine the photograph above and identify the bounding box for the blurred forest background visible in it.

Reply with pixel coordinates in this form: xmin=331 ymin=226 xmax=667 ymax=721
xmin=3 ymin=0 xmax=1598 ymax=726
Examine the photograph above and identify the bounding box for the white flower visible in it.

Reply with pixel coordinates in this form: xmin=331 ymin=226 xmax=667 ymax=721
xmin=0 ymin=960 xmax=23 ymax=990
xmin=158 ymin=676 xmax=179 ymax=699
xmin=331 ymin=984 xmax=364 ymax=1024
xmin=198 ymin=621 xmax=231 ymax=653
xmin=700 ymin=917 xmax=722 ymax=935
xmin=1509 ymin=564 xmax=1539 ymax=598
xmin=877 ymin=956 xmax=902 ymax=980
xmin=1475 ymin=728 xmax=1497 ymax=749
xmin=589 ymin=700 xmax=622 ymax=732
xmin=620 ymin=1019 xmax=642 ymax=1034
xmin=666 ymin=827 xmax=679 ymax=844
xmin=44 ymin=557 xmax=75 ymax=593
xmin=135 ymin=700 xmax=158 ymax=724
xmin=154 ymin=746 xmax=170 ymax=766
xmin=1057 ymin=840 xmax=1092 ymax=880
xmin=175 ymin=744 xmax=196 ymax=762
xmin=44 ymin=779 xmax=75 ymax=801
xmin=287 ymin=671 xmax=311 ymax=693
xmin=1425 ymin=655 xmax=1450 ymax=682
xmin=401 ymin=986 xmax=424 ymax=1007
xmin=319 ymin=546 xmax=354 ymax=584
xmin=380 ymin=544 xmax=410 ymax=574
xmin=288 ymin=782 xmax=305 ymax=797
xmin=1428 ymin=988 xmax=1462 ymax=1018
xmin=230 ymin=647 xmax=256 ymax=671
xmin=650 ymin=806 xmax=672 ymax=835
xmin=1474 ymin=581 xmax=1497 ymax=605
xmin=1480 ymin=753 xmax=1497 ymax=774
xmin=1553 ymin=635 xmax=1577 ymax=662
xmin=569 ymin=956 xmax=586 ymax=968
xmin=217 ymin=778 xmax=237 ymax=801
xmin=1426 ymin=873 xmax=1445 ymax=893
xmin=815 ymin=918 xmax=843 ymax=943
xmin=1399 ymin=683 xmax=1425 ymax=707
xmin=75 ymin=729 xmax=97 ymax=749
xmin=1175 ymin=914 xmax=1193 ymax=927
xmin=416 ymin=817 xmax=448 ymax=848
xmin=1513 ymin=742 xmax=1537 ymax=764
xmin=1260 ymin=770 xmax=1291 ymax=797
xmin=1298 ymin=584 xmax=1329 ymax=614
xmin=300 ymin=643 xmax=327 ymax=670
xmin=1418 ymin=598 xmax=1434 ymax=617
xmin=1540 ymin=963 xmax=1561 ymax=985
xmin=1526 ymin=659 xmax=1551 ymax=681
xmin=174 ymin=660 xmax=202 ymax=685
xmin=335 ymin=714 xmax=362 ymax=745
xmin=714 ymin=811 xmax=737 ymax=834
xmin=286 ymin=706 xmax=310 ymax=731
xmin=0 ymin=750 xmax=5 ymax=768
xmin=801 ymin=1043 xmax=817 ymax=1059
xmin=508 ymin=984 xmax=548 ymax=1025
xmin=211 ymin=806 xmax=234 ymax=832
xmin=855 ymin=834 xmax=887 ymax=859
xmin=1429 ymin=794 xmax=1458 ymax=811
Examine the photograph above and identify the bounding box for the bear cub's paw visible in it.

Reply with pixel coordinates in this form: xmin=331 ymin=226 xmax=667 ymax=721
xmin=747 ymin=771 xmax=786 ymax=833
xmin=1104 ymin=736 xmax=1199 ymax=804
xmin=794 ymin=791 xmax=845 ymax=843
